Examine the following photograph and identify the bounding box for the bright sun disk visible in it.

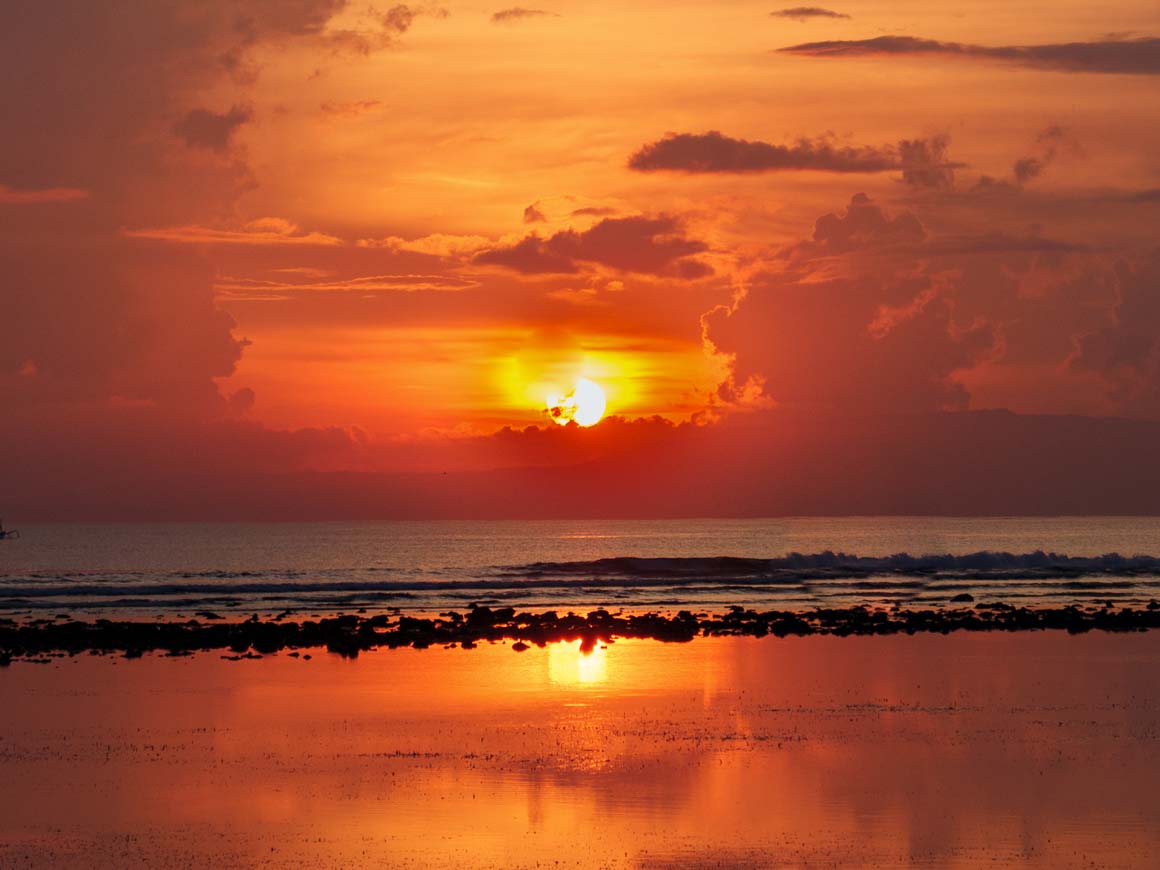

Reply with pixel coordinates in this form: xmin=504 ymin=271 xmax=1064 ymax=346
xmin=546 ymin=377 xmax=607 ymax=427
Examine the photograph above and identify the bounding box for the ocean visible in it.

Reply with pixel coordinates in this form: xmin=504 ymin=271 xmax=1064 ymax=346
xmin=3 ymin=517 xmax=1160 ymax=618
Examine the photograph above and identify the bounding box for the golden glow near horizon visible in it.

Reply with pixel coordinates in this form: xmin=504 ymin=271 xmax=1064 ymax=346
xmin=546 ymin=377 xmax=607 ymax=427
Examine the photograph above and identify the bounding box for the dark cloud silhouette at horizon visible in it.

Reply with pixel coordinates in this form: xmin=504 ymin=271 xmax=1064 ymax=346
xmin=9 ymin=405 xmax=1160 ymax=520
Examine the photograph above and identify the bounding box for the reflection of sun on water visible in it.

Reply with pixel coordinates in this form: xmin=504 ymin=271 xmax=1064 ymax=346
xmin=547 ymin=640 xmax=609 ymax=686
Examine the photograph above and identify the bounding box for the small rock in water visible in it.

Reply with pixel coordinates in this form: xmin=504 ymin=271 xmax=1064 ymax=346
xmin=950 ymin=593 xmax=974 ymax=603
xmin=511 ymin=641 xmax=530 ymax=652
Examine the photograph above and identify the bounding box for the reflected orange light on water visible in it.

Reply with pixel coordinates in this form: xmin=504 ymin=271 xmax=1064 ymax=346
xmin=547 ymin=639 xmax=609 ymax=686
xmin=3 ymin=634 xmax=1160 ymax=868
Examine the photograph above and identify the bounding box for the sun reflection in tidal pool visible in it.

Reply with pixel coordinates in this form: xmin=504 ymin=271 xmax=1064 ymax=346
xmin=547 ymin=639 xmax=609 ymax=686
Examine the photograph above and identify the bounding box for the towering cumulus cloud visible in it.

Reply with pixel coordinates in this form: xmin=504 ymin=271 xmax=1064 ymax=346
xmin=708 ymin=194 xmax=994 ymax=412
xmin=0 ymin=1 xmax=314 ymax=417
xmin=0 ymin=0 xmax=432 ymax=421
xmin=1071 ymin=252 xmax=1160 ymax=417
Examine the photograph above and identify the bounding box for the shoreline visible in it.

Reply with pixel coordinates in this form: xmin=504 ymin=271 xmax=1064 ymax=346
xmin=4 ymin=600 xmax=1160 ymax=665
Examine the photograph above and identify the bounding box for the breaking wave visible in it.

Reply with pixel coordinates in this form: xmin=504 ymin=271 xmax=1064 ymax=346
xmin=2 ymin=551 xmax=1159 ymax=613
xmin=504 ymin=551 xmax=1160 ymax=579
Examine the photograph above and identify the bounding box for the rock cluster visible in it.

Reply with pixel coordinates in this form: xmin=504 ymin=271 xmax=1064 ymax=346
xmin=2 ymin=601 xmax=1159 ymax=665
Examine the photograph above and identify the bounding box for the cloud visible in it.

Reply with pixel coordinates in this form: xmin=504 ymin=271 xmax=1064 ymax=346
xmin=1012 ymin=125 xmax=1068 ymax=185
xmin=0 ymin=243 xmax=250 ymax=413
xmin=0 ymin=3 xmax=358 ymax=224
xmin=898 ymin=134 xmax=956 ymax=189
xmin=124 ymin=218 xmax=343 ymax=246
xmin=491 ymin=8 xmax=557 ymax=24
xmin=319 ymin=100 xmax=383 ymax=117
xmin=524 ymin=201 xmax=547 ymax=222
xmin=783 ymin=192 xmax=925 ymax=259
xmin=782 ymin=193 xmax=1083 ymax=262
xmin=0 ymin=184 xmax=89 ymax=204
xmin=474 ymin=234 xmax=580 ymax=273
xmin=0 ymin=1 xmax=371 ymax=420
xmin=770 ymin=7 xmax=850 ymax=21
xmin=215 ymin=273 xmax=478 ymax=298
xmin=1071 ymin=251 xmax=1160 ymax=415
xmin=779 ymin=35 xmax=1160 ymax=75
xmin=628 ymin=131 xmax=963 ymax=179
xmin=707 ymin=194 xmax=1089 ymax=414
xmin=321 ymin=4 xmax=443 ymax=54
xmin=704 ymin=186 xmax=1149 ymax=423
xmin=920 ymin=232 xmax=1087 ymax=256
xmin=1012 ymin=157 xmax=1045 ymax=186
xmin=967 ymin=126 xmax=1073 ymax=194
xmin=381 ymin=4 xmax=417 ymax=34
xmin=359 ymin=233 xmax=493 ymax=258
xmin=173 ymin=105 xmax=253 ymax=152
xmin=571 ymin=206 xmax=619 ymax=217
xmin=13 ymin=407 xmax=1160 ymax=519
xmin=474 ymin=215 xmax=713 ymax=277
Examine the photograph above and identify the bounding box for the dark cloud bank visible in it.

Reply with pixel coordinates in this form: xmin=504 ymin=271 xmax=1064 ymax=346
xmin=8 ymin=409 xmax=1160 ymax=520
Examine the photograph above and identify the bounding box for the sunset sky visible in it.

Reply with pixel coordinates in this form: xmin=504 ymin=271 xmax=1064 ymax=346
xmin=4 ymin=0 xmax=1160 ymax=518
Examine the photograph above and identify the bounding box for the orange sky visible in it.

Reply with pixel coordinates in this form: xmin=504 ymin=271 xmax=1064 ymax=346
xmin=3 ymin=0 xmax=1160 ymax=517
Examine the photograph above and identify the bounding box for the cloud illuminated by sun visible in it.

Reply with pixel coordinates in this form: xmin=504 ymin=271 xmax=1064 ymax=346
xmin=546 ymin=377 xmax=607 ymax=426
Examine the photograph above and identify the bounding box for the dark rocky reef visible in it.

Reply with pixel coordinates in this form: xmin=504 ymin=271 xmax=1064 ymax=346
xmin=2 ymin=602 xmax=1159 ymax=665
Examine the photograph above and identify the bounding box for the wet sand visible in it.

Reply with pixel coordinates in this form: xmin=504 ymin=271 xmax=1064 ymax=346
xmin=2 ymin=632 xmax=1159 ymax=868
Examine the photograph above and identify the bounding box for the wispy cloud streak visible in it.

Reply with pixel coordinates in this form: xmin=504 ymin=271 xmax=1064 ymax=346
xmin=779 ymin=35 xmax=1160 ymax=74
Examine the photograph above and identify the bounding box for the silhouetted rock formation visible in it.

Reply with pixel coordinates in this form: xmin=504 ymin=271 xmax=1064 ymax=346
xmin=2 ymin=603 xmax=1160 ymax=664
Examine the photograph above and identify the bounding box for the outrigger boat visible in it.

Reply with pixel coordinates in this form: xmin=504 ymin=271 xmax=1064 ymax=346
xmin=0 ymin=518 xmax=19 ymax=540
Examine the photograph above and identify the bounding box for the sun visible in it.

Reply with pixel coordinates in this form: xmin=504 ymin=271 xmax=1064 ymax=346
xmin=546 ymin=377 xmax=607 ymax=427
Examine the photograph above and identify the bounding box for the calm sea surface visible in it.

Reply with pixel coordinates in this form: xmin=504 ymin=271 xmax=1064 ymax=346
xmin=3 ymin=517 xmax=1160 ymax=616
